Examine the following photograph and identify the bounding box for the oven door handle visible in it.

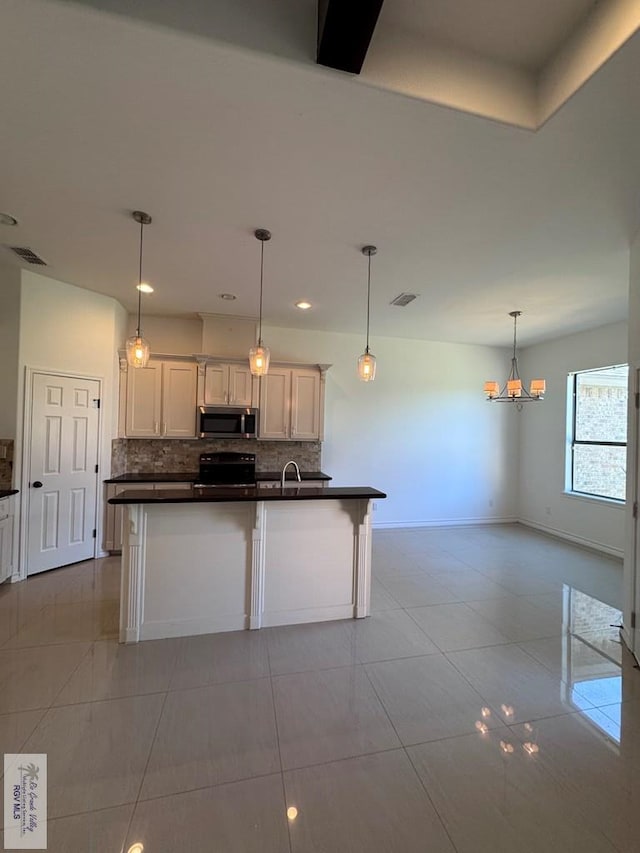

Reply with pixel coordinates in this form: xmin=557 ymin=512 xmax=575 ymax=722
xmin=240 ymin=414 xmax=245 ymax=434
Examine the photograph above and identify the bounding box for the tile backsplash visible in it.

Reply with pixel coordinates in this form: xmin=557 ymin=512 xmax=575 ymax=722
xmin=0 ymin=439 xmax=14 ymax=489
xmin=111 ymin=438 xmax=322 ymax=475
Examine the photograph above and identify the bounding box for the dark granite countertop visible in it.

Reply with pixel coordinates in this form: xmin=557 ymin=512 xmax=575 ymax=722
xmin=0 ymin=489 xmax=18 ymax=499
xmin=109 ymin=485 xmax=384 ymax=504
xmin=105 ymin=471 xmax=332 ymax=484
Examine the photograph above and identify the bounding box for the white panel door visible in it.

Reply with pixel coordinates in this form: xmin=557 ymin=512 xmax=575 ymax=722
xmin=162 ymin=361 xmax=197 ymax=437
xmin=291 ymin=369 xmax=320 ymax=440
xmin=28 ymin=373 xmax=100 ymax=575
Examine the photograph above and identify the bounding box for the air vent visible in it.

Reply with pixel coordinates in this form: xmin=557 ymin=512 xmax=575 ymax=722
xmin=9 ymin=246 xmax=47 ymax=265
xmin=390 ymin=293 xmax=417 ymax=307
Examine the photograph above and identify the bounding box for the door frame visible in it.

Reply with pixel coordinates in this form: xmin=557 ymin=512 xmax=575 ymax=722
xmin=624 ymin=365 xmax=640 ymax=662
xmin=18 ymin=367 xmax=104 ymax=581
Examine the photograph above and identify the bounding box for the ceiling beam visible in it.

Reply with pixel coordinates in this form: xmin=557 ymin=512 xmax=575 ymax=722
xmin=317 ymin=0 xmax=385 ymax=75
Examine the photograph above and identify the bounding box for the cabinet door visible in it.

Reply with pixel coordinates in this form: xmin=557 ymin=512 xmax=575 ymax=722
xmin=0 ymin=515 xmax=13 ymax=583
xmin=228 ymin=364 xmax=254 ymax=406
xmin=259 ymin=369 xmax=291 ymax=439
xmin=125 ymin=361 xmax=162 ymax=437
xmin=204 ymin=363 xmax=228 ymax=405
xmin=162 ymin=362 xmax=197 ymax=437
xmin=291 ymin=369 xmax=320 ymax=440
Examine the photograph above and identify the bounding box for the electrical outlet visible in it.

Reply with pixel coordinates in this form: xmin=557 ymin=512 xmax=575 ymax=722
xmin=0 ymin=446 xmax=6 ymax=460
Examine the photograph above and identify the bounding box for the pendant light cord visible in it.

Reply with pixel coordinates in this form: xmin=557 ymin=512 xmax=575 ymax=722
xmin=136 ymin=219 xmax=144 ymax=337
xmin=258 ymin=237 xmax=264 ymax=346
xmin=511 ymin=311 xmax=521 ymax=380
xmin=365 ymin=251 xmax=372 ymax=353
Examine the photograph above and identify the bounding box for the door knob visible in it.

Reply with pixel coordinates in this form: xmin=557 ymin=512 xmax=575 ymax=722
xmin=32 ymin=481 xmax=43 ymax=488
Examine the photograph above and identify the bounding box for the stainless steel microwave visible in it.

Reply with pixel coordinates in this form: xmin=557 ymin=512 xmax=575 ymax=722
xmin=198 ymin=406 xmax=258 ymax=439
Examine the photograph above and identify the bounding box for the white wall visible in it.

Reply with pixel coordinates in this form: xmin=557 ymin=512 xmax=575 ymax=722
xmin=0 ymin=264 xmax=21 ymax=439
xmin=125 ymin=314 xmax=203 ymax=355
xmin=15 ymin=271 xmax=127 ymax=568
xmin=518 ymin=321 xmax=627 ymax=556
xmin=264 ymin=324 xmax=519 ymax=527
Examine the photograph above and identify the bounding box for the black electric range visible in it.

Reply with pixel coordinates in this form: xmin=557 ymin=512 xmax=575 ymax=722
xmin=194 ymin=452 xmax=257 ymax=488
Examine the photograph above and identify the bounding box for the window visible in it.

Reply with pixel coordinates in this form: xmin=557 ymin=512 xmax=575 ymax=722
xmin=567 ymin=364 xmax=628 ymax=501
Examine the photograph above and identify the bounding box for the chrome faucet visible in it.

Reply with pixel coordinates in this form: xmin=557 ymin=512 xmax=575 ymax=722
xmin=281 ymin=460 xmax=301 ymax=488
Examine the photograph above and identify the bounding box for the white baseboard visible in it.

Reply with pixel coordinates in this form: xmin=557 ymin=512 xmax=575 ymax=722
xmin=261 ymin=603 xmax=355 ymax=627
xmin=518 ymin=517 xmax=623 ymax=559
xmin=372 ymin=516 xmax=517 ymax=530
xmin=139 ymin=614 xmax=248 ymax=641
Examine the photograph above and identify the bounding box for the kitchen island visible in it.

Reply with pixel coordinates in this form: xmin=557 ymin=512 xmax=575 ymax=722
xmin=109 ymin=485 xmax=385 ymax=642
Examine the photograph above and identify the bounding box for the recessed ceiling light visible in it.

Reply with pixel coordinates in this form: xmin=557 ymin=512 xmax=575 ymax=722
xmin=0 ymin=212 xmax=18 ymax=226
xmin=295 ymin=300 xmax=312 ymax=310
xmin=136 ymin=283 xmax=154 ymax=293
xmin=219 ymin=293 xmax=236 ymax=301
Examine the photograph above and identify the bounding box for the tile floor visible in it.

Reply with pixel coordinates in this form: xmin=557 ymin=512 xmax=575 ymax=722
xmin=1 ymin=523 xmax=639 ymax=852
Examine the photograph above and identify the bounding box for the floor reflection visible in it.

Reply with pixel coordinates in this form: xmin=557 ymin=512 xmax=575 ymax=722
xmin=561 ymin=585 xmax=623 ymax=743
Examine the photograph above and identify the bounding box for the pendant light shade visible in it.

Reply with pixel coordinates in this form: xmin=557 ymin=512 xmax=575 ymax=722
xmin=249 ymin=229 xmax=271 ymax=377
xmin=126 ymin=210 xmax=152 ymax=369
xmin=358 ymin=245 xmax=377 ymax=382
xmin=483 ymin=311 xmax=545 ymax=404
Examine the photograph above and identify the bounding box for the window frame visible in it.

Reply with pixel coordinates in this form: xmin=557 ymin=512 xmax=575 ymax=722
xmin=567 ymin=364 xmax=628 ymax=504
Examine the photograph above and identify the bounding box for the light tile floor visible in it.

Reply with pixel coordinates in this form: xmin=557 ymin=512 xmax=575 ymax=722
xmin=1 ymin=523 xmax=639 ymax=852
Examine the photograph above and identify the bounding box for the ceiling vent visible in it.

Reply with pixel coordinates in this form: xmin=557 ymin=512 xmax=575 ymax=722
xmin=8 ymin=246 xmax=47 ymax=265
xmin=390 ymin=293 xmax=417 ymax=307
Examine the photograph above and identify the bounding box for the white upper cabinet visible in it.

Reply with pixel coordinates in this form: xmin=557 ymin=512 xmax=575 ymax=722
xmin=163 ymin=362 xmax=198 ymax=436
xmin=203 ymin=362 xmax=255 ymax=407
xmin=259 ymin=368 xmax=291 ymax=440
xmin=258 ymin=366 xmax=325 ymax=441
xmin=122 ymin=358 xmax=197 ymax=438
xmin=291 ymin=368 xmax=320 ymax=440
xmin=124 ymin=361 xmax=162 ymax=437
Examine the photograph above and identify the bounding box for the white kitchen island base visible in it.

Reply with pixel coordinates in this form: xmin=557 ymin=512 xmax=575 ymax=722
xmin=119 ymin=496 xmax=376 ymax=643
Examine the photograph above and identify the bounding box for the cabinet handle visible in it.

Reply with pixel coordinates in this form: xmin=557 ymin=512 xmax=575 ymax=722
xmin=162 ymin=422 xmax=167 ymax=435
xmin=154 ymin=422 xmax=159 ymax=435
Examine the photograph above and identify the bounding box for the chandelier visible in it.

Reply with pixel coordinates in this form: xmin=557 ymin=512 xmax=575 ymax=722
xmin=483 ymin=311 xmax=545 ymax=403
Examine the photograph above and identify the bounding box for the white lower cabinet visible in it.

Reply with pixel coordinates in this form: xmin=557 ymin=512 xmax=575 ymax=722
xmin=259 ymin=480 xmax=327 ymax=489
xmin=104 ymin=482 xmax=192 ymax=553
xmin=0 ymin=499 xmax=13 ymax=583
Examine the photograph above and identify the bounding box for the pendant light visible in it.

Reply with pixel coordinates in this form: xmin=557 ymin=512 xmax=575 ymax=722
xmin=483 ymin=311 xmax=545 ymax=403
xmin=249 ymin=228 xmax=271 ymax=377
xmin=358 ymin=245 xmax=377 ymax=382
xmin=125 ymin=210 xmax=153 ymax=368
